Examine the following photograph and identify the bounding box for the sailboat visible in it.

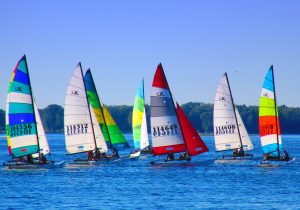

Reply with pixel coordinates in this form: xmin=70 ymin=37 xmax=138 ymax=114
xmin=259 ymin=66 xmax=295 ymax=164
xmin=4 ymin=55 xmax=61 ymax=169
xmin=64 ymin=63 xmax=108 ymax=164
xmin=213 ymin=73 xmax=253 ymax=160
xmin=150 ymin=63 xmax=208 ymax=164
xmin=130 ymin=79 xmax=151 ymax=158
xmin=84 ymin=69 xmax=130 ymax=155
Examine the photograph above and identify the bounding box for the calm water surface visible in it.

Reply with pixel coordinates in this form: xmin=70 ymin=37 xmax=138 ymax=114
xmin=0 ymin=134 xmax=299 ymax=209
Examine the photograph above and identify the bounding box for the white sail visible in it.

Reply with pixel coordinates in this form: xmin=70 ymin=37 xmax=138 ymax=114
xmin=214 ymin=74 xmax=243 ymax=151
xmin=64 ymin=64 xmax=96 ymax=154
xmin=140 ymin=108 xmax=149 ymax=150
xmin=33 ymin=99 xmax=50 ymax=156
xmin=235 ymin=108 xmax=253 ymax=150
xmin=90 ymin=105 xmax=108 ymax=153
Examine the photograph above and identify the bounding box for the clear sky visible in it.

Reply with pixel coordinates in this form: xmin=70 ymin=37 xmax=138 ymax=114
xmin=0 ymin=0 xmax=299 ymax=109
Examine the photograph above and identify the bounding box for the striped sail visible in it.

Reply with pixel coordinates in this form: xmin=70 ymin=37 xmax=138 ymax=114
xmin=132 ymin=80 xmax=149 ymax=150
xmin=176 ymin=103 xmax=209 ymax=156
xmin=150 ymin=63 xmax=186 ymax=156
xmin=33 ymin=99 xmax=50 ymax=155
xmin=213 ymin=73 xmax=253 ymax=151
xmin=64 ymin=64 xmax=96 ymax=154
xmin=90 ymin=105 xmax=108 ymax=153
xmin=102 ymin=105 xmax=129 ymax=149
xmin=84 ymin=69 xmax=111 ymax=147
xmin=6 ymin=56 xmax=39 ymax=157
xmin=259 ymin=66 xmax=282 ymax=156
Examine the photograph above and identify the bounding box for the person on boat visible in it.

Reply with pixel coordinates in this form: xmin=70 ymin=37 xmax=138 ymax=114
xmin=27 ymin=154 xmax=34 ymax=164
xmin=282 ymin=150 xmax=290 ymax=161
xmin=233 ymin=148 xmax=238 ymax=156
xmin=93 ymin=149 xmax=101 ymax=160
xmin=112 ymin=148 xmax=120 ymax=158
xmin=178 ymin=152 xmax=188 ymax=160
xmin=238 ymin=147 xmax=245 ymax=156
xmin=40 ymin=153 xmax=47 ymax=164
xmin=100 ymin=152 xmax=107 ymax=158
xmin=87 ymin=150 xmax=93 ymax=161
xmin=167 ymin=152 xmax=175 ymax=161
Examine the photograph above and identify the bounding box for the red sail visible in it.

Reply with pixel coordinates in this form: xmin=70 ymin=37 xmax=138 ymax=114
xmin=151 ymin=64 xmax=186 ymax=156
xmin=176 ymin=103 xmax=209 ymax=156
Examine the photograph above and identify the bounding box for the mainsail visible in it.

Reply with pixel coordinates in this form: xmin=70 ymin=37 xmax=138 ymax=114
xmin=213 ymin=73 xmax=253 ymax=151
xmin=150 ymin=64 xmax=186 ymax=155
xmin=6 ymin=55 xmax=39 ymax=157
xmin=259 ymin=66 xmax=282 ymax=156
xmin=132 ymin=79 xmax=149 ymax=150
xmin=64 ymin=63 xmax=97 ymax=154
xmin=84 ymin=69 xmax=111 ymax=147
xmin=176 ymin=103 xmax=209 ymax=156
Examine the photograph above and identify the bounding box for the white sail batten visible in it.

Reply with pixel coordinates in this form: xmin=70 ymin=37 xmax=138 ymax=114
xmin=64 ymin=64 xmax=96 ymax=154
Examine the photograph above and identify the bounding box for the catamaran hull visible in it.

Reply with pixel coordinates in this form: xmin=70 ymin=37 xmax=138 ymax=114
xmin=260 ymin=157 xmax=296 ymax=165
xmin=150 ymin=159 xmax=214 ymax=166
xmin=3 ymin=161 xmax=65 ymax=170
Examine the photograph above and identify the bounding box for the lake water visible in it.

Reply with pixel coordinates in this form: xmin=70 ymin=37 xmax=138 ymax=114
xmin=0 ymin=134 xmax=299 ymax=209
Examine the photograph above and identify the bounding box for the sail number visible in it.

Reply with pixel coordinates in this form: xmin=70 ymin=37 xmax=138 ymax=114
xmin=9 ymin=124 xmax=34 ymax=137
xmin=66 ymin=124 xmax=89 ymax=135
xmin=260 ymin=124 xmax=275 ymax=136
xmin=152 ymin=124 xmax=178 ymax=137
xmin=215 ymin=124 xmax=236 ymax=135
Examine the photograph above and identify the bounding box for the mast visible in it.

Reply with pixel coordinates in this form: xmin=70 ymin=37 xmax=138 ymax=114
xmin=224 ymin=72 xmax=243 ymax=149
xmin=86 ymin=69 xmax=113 ymax=148
xmin=271 ymin=66 xmax=280 ymax=158
xmin=23 ymin=55 xmax=41 ymax=160
xmin=80 ymin=65 xmax=97 ymax=151
xmin=160 ymin=63 xmax=187 ymax=151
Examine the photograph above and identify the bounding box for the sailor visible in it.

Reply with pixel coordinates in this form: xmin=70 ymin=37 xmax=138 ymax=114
xmin=40 ymin=153 xmax=47 ymax=164
xmin=27 ymin=154 xmax=34 ymax=164
xmin=282 ymin=150 xmax=290 ymax=161
xmin=233 ymin=148 xmax=238 ymax=156
xmin=179 ymin=152 xmax=187 ymax=160
xmin=87 ymin=150 xmax=93 ymax=161
xmin=112 ymin=148 xmax=120 ymax=158
xmin=238 ymin=147 xmax=244 ymax=156
xmin=93 ymin=149 xmax=101 ymax=160
xmin=167 ymin=152 xmax=175 ymax=161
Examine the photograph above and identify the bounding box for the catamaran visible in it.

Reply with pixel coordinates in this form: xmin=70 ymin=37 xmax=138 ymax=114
xmin=64 ymin=63 xmax=108 ymax=164
xmin=150 ymin=63 xmax=208 ymax=164
xmin=259 ymin=66 xmax=295 ymax=164
xmin=84 ymin=69 xmax=130 ymax=156
xmin=213 ymin=73 xmax=253 ymax=160
xmin=130 ymin=79 xmax=151 ymax=158
xmin=4 ymin=55 xmax=62 ymax=169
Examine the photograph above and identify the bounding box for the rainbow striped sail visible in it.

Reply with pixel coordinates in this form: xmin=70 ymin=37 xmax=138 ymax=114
xmin=132 ymin=79 xmax=149 ymax=151
xmin=6 ymin=56 xmax=39 ymax=157
xmin=259 ymin=66 xmax=282 ymax=156
xmin=84 ymin=69 xmax=111 ymax=147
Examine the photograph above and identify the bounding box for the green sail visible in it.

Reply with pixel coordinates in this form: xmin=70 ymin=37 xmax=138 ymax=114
xmin=84 ymin=69 xmax=129 ymax=149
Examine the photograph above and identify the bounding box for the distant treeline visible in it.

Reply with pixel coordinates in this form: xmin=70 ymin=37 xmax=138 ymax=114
xmin=1 ymin=103 xmax=300 ymax=134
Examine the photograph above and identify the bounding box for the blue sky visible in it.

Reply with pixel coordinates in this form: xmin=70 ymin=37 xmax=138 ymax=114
xmin=0 ymin=0 xmax=299 ymax=109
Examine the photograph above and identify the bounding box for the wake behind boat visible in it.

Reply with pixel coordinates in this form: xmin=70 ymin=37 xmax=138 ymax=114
xmin=213 ymin=72 xmax=254 ymax=160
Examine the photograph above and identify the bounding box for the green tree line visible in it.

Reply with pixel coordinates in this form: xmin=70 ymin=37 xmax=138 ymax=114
xmin=1 ymin=102 xmax=300 ymax=134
